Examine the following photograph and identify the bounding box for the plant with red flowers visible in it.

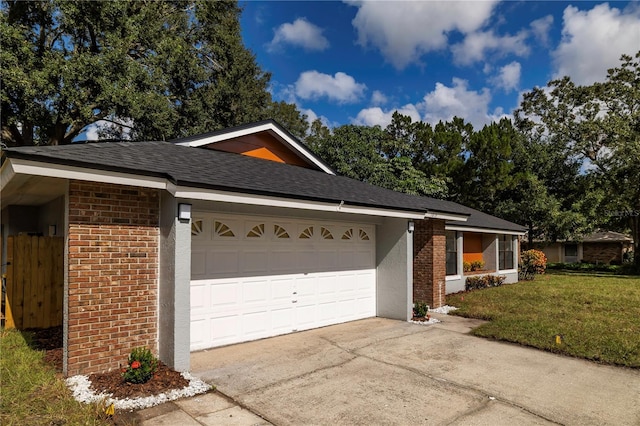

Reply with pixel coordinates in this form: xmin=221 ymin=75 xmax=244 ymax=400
xmin=122 ymin=347 xmax=158 ymax=384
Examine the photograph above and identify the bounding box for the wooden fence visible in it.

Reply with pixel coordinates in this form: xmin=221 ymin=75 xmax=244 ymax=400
xmin=2 ymin=235 xmax=64 ymax=329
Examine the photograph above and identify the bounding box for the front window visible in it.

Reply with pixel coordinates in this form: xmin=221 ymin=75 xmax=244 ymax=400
xmin=446 ymin=231 xmax=458 ymax=275
xmin=499 ymin=235 xmax=514 ymax=270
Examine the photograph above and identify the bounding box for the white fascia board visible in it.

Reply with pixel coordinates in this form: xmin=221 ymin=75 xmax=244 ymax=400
xmin=0 ymin=160 xmax=16 ymax=191
xmin=425 ymin=211 xmax=469 ymax=222
xmin=7 ymin=158 xmax=167 ymax=189
xmin=174 ymin=122 xmax=335 ymax=175
xmin=173 ymin=186 xmax=425 ymax=219
xmin=446 ymin=224 xmax=526 ymax=236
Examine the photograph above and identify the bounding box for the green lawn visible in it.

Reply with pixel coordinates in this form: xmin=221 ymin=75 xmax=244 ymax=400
xmin=446 ymin=273 xmax=640 ymax=368
xmin=0 ymin=329 xmax=109 ymax=426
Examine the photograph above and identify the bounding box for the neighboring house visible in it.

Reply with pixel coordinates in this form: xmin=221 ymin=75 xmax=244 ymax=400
xmin=531 ymin=231 xmax=634 ymax=265
xmin=0 ymin=120 xmax=525 ymax=377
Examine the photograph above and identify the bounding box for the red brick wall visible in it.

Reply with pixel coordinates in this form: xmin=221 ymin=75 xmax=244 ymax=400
xmin=413 ymin=219 xmax=446 ymax=308
xmin=67 ymin=181 xmax=160 ymax=376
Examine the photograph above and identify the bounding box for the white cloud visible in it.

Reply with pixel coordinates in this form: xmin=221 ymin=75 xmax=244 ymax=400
xmin=352 ymin=104 xmax=421 ymax=127
xmin=553 ymin=4 xmax=640 ymax=84
xmin=295 ymin=71 xmax=366 ymax=104
xmin=420 ymin=78 xmax=507 ymax=129
xmin=530 ymin=15 xmax=554 ymax=46
xmin=451 ymin=30 xmax=529 ymax=66
xmin=269 ymin=18 xmax=329 ymax=52
xmin=370 ymin=90 xmax=388 ymax=106
xmin=348 ymin=0 xmax=499 ymax=69
xmin=352 ymin=78 xmax=507 ymax=129
xmin=491 ymin=61 xmax=521 ymax=93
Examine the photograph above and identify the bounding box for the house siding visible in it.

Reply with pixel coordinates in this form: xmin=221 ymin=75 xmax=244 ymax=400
xmin=413 ymin=219 xmax=446 ymax=308
xmin=66 ymin=181 xmax=160 ymax=376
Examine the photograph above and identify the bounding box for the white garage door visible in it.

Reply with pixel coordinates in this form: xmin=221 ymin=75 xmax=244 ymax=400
xmin=190 ymin=213 xmax=376 ymax=351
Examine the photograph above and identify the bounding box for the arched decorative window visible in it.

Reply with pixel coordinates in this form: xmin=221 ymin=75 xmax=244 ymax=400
xmin=274 ymin=224 xmax=290 ymax=239
xmin=342 ymin=228 xmax=354 ymax=240
xmin=191 ymin=219 xmax=204 ymax=236
xmin=214 ymin=221 xmax=235 ymax=237
xmin=299 ymin=226 xmax=314 ymax=239
xmin=359 ymin=229 xmax=370 ymax=241
xmin=321 ymin=227 xmax=334 ymax=240
xmin=247 ymin=223 xmax=265 ymax=238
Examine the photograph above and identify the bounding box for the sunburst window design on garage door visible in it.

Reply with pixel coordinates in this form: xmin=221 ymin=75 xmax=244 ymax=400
xmin=274 ymin=224 xmax=290 ymax=239
xmin=342 ymin=228 xmax=353 ymax=240
xmin=214 ymin=221 xmax=235 ymax=237
xmin=299 ymin=226 xmax=314 ymax=239
xmin=191 ymin=219 xmax=204 ymax=236
xmin=321 ymin=227 xmax=334 ymax=239
xmin=359 ymin=229 xmax=370 ymax=241
xmin=247 ymin=223 xmax=265 ymax=238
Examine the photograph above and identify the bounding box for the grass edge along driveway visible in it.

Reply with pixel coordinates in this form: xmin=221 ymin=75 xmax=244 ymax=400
xmin=446 ymin=273 xmax=640 ymax=368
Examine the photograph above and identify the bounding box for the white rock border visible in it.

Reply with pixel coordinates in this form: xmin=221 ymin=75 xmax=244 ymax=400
xmin=410 ymin=317 xmax=441 ymax=325
xmin=430 ymin=305 xmax=458 ymax=314
xmin=66 ymin=371 xmax=211 ymax=411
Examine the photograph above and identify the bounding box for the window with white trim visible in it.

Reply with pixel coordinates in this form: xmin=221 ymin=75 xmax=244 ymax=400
xmin=446 ymin=231 xmax=458 ymax=276
xmin=499 ymin=235 xmax=514 ymax=270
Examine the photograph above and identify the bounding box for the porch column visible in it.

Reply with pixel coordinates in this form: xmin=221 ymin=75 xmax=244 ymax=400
xmin=413 ymin=219 xmax=446 ymax=308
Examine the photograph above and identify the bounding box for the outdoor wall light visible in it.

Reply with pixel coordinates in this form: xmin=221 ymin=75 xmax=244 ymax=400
xmin=408 ymin=221 xmax=415 ymax=233
xmin=178 ymin=203 xmax=192 ymax=222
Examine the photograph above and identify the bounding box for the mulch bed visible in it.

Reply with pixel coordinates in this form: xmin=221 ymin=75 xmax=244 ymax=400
xmin=89 ymin=361 xmax=189 ymax=399
xmin=26 ymin=326 xmax=189 ymax=399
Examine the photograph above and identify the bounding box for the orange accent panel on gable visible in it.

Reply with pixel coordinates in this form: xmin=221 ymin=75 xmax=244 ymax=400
xmin=244 ymin=147 xmax=285 ymax=163
xmin=203 ymin=134 xmax=311 ymax=168
xmin=463 ymin=232 xmax=484 ymax=263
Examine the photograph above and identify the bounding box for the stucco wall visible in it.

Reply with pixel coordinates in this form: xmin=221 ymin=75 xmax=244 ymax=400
xmin=159 ymin=193 xmax=191 ymax=372
xmin=376 ymin=218 xmax=412 ymax=320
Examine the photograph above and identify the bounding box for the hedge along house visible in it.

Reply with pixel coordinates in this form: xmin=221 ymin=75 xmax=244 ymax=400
xmin=1 ymin=120 xmax=524 ymax=376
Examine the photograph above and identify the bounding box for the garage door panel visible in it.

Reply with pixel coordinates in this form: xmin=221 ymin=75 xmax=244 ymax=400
xmin=242 ymin=279 xmax=270 ymax=304
xmin=242 ymin=251 xmax=269 ymax=273
xmin=191 ymin=250 xmax=206 ymax=277
xmin=207 ymin=251 xmax=239 ymax=276
xmin=191 ymin=214 xmax=376 ymax=351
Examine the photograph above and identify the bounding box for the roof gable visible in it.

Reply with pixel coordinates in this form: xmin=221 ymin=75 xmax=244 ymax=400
xmin=172 ymin=120 xmax=335 ymax=174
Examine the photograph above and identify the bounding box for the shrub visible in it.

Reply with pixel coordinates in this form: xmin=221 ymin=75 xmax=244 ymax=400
xmin=122 ymin=347 xmax=158 ymax=384
xmin=519 ymin=249 xmax=547 ymax=280
xmin=413 ymin=301 xmax=429 ymax=317
xmin=463 ymin=261 xmax=472 ymax=272
xmin=465 ymin=275 xmax=506 ymax=291
xmin=470 ymin=260 xmax=485 ymax=271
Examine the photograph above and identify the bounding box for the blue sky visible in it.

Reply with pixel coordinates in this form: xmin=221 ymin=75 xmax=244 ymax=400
xmin=239 ymin=1 xmax=640 ymax=130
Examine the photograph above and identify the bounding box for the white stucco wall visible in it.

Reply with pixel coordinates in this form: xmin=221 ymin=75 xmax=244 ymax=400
xmin=376 ymin=218 xmax=413 ymax=321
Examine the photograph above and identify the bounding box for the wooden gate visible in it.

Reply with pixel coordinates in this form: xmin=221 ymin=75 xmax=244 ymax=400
xmin=2 ymin=235 xmax=64 ymax=329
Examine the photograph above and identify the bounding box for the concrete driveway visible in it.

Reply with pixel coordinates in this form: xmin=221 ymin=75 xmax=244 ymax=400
xmin=191 ymin=315 xmax=640 ymax=425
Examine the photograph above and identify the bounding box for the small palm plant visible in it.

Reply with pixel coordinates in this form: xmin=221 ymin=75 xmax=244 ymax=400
xmin=122 ymin=347 xmax=158 ymax=384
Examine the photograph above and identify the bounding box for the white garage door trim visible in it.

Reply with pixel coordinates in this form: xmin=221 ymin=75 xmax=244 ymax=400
xmin=190 ymin=213 xmax=376 ymax=351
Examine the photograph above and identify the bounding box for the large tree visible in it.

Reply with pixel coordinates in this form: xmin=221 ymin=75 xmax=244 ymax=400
xmin=516 ymin=52 xmax=640 ymax=267
xmin=0 ymin=0 xmax=288 ymax=146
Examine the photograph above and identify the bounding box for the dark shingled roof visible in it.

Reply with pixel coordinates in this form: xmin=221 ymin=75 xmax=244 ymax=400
xmin=3 ymin=141 xmax=526 ymax=232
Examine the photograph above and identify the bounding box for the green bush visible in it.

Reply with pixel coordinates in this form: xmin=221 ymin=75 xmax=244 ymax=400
xmin=465 ymin=275 xmax=506 ymax=291
xmin=463 ymin=261 xmax=472 ymax=272
xmin=413 ymin=301 xmax=429 ymax=317
xmin=122 ymin=347 xmax=158 ymax=384
xmin=519 ymin=249 xmax=547 ymax=280
xmin=470 ymin=260 xmax=485 ymax=271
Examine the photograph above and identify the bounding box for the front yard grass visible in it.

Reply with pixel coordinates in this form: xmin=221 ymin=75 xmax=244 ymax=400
xmin=0 ymin=328 xmax=109 ymax=426
xmin=446 ymin=273 xmax=640 ymax=368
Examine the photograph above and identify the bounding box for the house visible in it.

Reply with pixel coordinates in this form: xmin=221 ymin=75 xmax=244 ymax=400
xmin=529 ymin=231 xmax=634 ymax=265
xmin=0 ymin=120 xmax=525 ymax=377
